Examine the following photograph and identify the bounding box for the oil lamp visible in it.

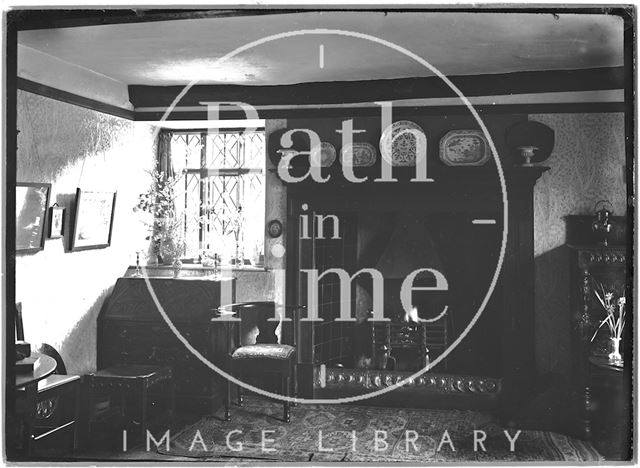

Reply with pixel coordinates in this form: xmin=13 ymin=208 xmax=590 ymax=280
xmin=517 ymin=146 xmax=539 ymax=167
xmin=592 ymin=200 xmax=614 ymax=246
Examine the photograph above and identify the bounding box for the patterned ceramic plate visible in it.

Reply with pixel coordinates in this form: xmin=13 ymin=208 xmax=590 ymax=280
xmin=340 ymin=142 xmax=377 ymax=167
xmin=311 ymin=142 xmax=337 ymax=167
xmin=379 ymin=120 xmax=427 ymax=167
xmin=439 ymin=130 xmax=491 ymax=166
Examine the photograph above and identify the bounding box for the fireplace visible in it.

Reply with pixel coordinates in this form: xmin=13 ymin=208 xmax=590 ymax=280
xmin=299 ymin=203 xmax=505 ymax=374
xmin=281 ymin=114 xmax=545 ymax=411
xmin=284 ymin=161 xmax=546 ymax=412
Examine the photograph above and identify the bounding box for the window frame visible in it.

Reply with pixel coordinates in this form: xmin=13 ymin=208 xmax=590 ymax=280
xmin=162 ymin=127 xmax=267 ymax=264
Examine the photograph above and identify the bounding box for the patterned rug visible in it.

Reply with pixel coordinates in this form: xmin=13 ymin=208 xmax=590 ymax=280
xmin=157 ymin=396 xmax=601 ymax=462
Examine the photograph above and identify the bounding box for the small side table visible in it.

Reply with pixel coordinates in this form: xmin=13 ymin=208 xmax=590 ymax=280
xmin=15 ymin=353 xmax=57 ymax=389
xmin=587 ymin=356 xmax=631 ymax=460
xmin=12 ymin=353 xmax=57 ymax=458
xmin=86 ymin=365 xmax=174 ymax=441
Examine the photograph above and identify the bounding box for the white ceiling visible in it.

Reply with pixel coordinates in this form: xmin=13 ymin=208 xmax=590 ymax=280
xmin=18 ymin=11 xmax=624 ymax=87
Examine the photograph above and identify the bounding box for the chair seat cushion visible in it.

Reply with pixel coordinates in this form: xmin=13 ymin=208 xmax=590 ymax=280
xmin=232 ymin=344 xmax=295 ymax=360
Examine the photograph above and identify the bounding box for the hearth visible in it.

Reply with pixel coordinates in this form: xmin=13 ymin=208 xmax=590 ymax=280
xmin=300 ymin=207 xmax=503 ymax=377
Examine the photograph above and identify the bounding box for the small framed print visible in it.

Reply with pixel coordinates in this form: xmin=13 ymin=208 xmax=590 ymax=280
xmin=70 ymin=189 xmax=117 ymax=251
xmin=48 ymin=204 xmax=65 ymax=239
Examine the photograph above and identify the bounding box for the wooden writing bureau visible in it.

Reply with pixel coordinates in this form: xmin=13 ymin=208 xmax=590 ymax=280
xmin=97 ymin=276 xmax=236 ymax=413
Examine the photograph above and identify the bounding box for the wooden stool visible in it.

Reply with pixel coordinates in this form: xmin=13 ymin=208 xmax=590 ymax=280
xmin=86 ymin=365 xmax=174 ymax=441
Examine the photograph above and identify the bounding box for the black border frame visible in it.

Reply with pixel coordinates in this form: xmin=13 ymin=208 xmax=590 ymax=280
xmin=3 ymin=5 xmax=636 ymax=462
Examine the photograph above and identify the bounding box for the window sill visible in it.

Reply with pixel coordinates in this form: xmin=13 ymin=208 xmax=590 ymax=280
xmin=130 ymin=264 xmax=269 ymax=274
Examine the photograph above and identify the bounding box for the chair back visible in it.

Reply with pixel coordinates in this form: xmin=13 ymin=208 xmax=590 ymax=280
xmin=220 ymin=302 xmax=304 ymax=350
xmin=240 ymin=302 xmax=279 ymax=346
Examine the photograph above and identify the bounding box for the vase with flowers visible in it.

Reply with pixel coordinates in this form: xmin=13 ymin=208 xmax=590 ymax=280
xmin=134 ymin=168 xmax=190 ymax=267
xmin=229 ymin=206 xmax=244 ymax=267
xmin=590 ymin=280 xmax=626 ymax=366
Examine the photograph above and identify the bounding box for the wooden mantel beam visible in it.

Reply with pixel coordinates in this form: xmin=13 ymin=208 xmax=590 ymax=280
xmin=129 ymin=67 xmax=624 ymax=110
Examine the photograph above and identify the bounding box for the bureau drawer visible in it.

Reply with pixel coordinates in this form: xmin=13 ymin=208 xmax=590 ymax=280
xmin=99 ymin=320 xmax=209 ymax=348
xmin=100 ymin=342 xmax=210 ymax=366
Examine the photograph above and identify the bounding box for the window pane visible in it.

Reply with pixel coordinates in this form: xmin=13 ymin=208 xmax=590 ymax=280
xmin=206 ymin=132 xmax=240 ymax=168
xmin=243 ymin=132 xmax=267 ymax=168
xmin=242 ymin=170 xmax=266 ymax=263
xmin=172 ymin=133 xmax=203 ymax=171
xmin=168 ymin=130 xmax=265 ymax=264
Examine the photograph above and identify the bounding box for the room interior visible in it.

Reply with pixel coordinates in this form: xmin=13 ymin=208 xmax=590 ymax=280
xmin=6 ymin=7 xmax=633 ymax=463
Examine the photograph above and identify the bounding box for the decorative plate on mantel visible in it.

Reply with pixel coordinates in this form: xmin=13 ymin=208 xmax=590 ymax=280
xmin=379 ymin=120 xmax=427 ymax=167
xmin=340 ymin=142 xmax=377 ymax=167
xmin=439 ymin=129 xmax=491 ymax=166
xmin=311 ymin=141 xmax=337 ymax=167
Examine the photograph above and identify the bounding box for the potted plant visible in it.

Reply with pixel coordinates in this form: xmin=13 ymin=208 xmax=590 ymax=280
xmin=135 ymin=169 xmax=186 ymax=267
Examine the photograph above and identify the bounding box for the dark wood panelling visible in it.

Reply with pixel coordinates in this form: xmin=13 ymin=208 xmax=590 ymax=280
xmin=283 ymin=111 xmax=547 ymax=409
xmin=280 ymin=113 xmax=528 ymax=170
xmin=286 ymin=165 xmax=547 ymax=408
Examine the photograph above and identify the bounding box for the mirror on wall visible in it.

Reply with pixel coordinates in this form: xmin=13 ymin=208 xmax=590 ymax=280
xmin=16 ymin=183 xmax=51 ymax=253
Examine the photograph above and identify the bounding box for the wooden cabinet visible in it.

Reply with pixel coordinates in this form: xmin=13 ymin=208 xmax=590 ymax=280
xmin=566 ymin=241 xmax=629 ymax=445
xmin=588 ymin=357 xmax=631 ymax=460
xmin=98 ymin=277 xmax=235 ymax=413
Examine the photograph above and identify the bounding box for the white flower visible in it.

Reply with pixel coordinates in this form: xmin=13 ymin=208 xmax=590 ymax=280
xmin=618 ymin=297 xmax=626 ymax=306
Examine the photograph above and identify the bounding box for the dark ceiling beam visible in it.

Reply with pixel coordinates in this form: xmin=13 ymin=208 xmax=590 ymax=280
xmin=17 ymin=77 xmax=134 ymax=120
xmin=15 ymin=74 xmax=623 ymax=123
xmin=133 ymin=102 xmax=624 ymax=122
xmin=129 ymin=67 xmax=624 ymax=109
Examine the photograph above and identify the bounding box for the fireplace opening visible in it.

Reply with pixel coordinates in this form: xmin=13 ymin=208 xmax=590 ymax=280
xmin=309 ymin=206 xmax=502 ymax=378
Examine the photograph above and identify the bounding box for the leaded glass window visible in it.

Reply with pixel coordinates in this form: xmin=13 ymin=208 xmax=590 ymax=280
xmin=168 ymin=129 xmax=266 ymax=265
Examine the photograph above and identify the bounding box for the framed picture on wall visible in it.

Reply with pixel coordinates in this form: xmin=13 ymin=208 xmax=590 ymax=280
xmin=16 ymin=182 xmax=51 ymax=253
xmin=48 ymin=204 xmax=65 ymax=239
xmin=70 ymin=188 xmax=117 ymax=251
